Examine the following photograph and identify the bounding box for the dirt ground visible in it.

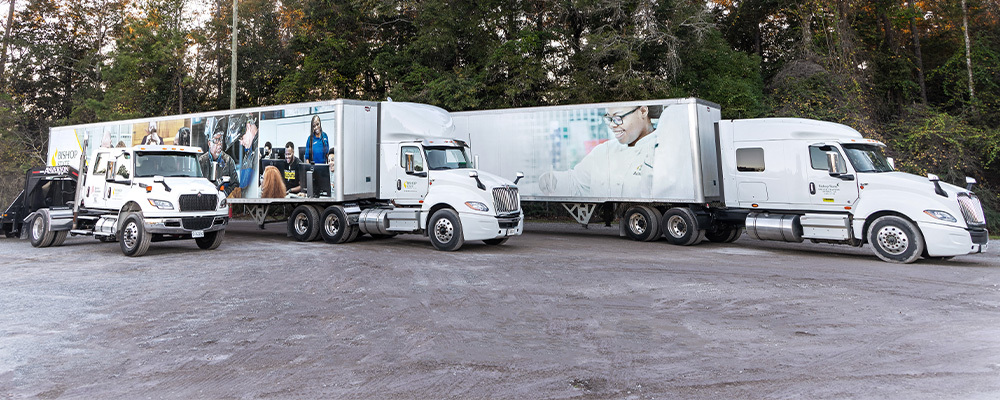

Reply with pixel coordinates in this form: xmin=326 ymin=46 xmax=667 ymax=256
xmin=1 ymin=220 xmax=998 ymax=399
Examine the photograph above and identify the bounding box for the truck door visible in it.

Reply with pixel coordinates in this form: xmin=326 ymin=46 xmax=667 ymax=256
xmin=105 ymin=153 xmax=133 ymax=210
xmin=88 ymin=152 xmax=111 ymax=209
xmin=805 ymin=144 xmax=860 ymax=209
xmin=393 ymin=144 xmax=429 ymax=205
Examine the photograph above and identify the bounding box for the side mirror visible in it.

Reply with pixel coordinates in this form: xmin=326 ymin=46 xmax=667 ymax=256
xmin=886 ymin=157 xmax=895 ymax=170
xmin=211 ymin=163 xmax=218 ymax=182
xmin=404 ymin=153 xmax=415 ymax=175
xmin=469 ymin=171 xmax=479 ymax=178
xmin=105 ymin=167 xmax=115 ymax=182
xmin=927 ymin=173 xmax=940 ymax=182
xmin=222 ymin=176 xmax=231 ymax=183
xmin=469 ymin=171 xmax=485 ymax=191
xmin=153 ymin=176 xmax=164 ymax=183
xmin=826 ymin=151 xmax=846 ymax=175
xmin=966 ymin=176 xmax=977 ymax=191
xmin=474 ymin=155 xmax=480 ymax=169
xmin=927 ymin=174 xmax=947 ymax=197
xmin=514 ymin=172 xmax=524 ymax=185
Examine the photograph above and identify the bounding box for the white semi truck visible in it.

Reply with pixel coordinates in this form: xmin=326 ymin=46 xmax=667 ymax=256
xmin=28 ymin=140 xmax=229 ymax=256
xmin=48 ymin=99 xmax=522 ymax=251
xmin=452 ymin=98 xmax=989 ymax=263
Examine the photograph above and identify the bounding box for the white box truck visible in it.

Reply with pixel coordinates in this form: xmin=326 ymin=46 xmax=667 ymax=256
xmin=48 ymin=99 xmax=523 ymax=251
xmin=452 ymin=98 xmax=989 ymax=263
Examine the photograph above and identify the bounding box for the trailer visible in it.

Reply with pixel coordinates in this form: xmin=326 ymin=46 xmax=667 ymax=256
xmin=47 ymin=99 xmax=522 ymax=251
xmin=452 ymin=98 xmax=989 ymax=263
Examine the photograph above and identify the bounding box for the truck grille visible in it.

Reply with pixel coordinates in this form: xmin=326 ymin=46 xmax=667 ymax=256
xmin=492 ymin=186 xmax=520 ymax=214
xmin=179 ymin=194 xmax=217 ymax=212
xmin=182 ymin=217 xmax=214 ymax=231
xmin=958 ymin=193 xmax=986 ymax=226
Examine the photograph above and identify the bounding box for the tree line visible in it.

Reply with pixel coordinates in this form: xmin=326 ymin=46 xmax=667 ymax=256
xmin=1 ymin=0 xmax=997 ymax=230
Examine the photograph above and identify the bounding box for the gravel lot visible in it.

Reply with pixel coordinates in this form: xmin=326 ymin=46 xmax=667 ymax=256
xmin=1 ymin=220 xmax=998 ymax=399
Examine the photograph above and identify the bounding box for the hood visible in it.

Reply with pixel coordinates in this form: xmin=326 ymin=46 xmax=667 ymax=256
xmin=429 ymin=169 xmax=517 ymax=191
xmin=134 ymin=177 xmax=222 ymax=196
xmin=859 ymin=171 xmax=968 ymax=198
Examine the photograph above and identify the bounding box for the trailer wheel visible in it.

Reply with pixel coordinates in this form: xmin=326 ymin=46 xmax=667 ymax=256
xmin=705 ymin=223 xmax=742 ymax=243
xmin=288 ymin=205 xmax=321 ymax=242
xmin=867 ymin=215 xmax=924 ymax=263
xmin=429 ymin=209 xmax=464 ymax=251
xmin=195 ymin=230 xmax=225 ymax=250
xmin=29 ymin=212 xmax=56 ymax=247
xmin=320 ymin=206 xmax=350 ymax=244
xmin=662 ymin=208 xmax=701 ymax=246
xmin=119 ymin=213 xmax=151 ymax=257
xmin=483 ymin=238 xmax=509 ymax=245
xmin=622 ymin=206 xmax=661 ymax=242
xmin=51 ymin=231 xmax=68 ymax=247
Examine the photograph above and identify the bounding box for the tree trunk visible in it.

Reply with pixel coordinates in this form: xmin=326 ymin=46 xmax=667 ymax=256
xmin=1 ymin=0 xmax=16 ymax=85
xmin=910 ymin=1 xmax=927 ymax=105
xmin=961 ymin=0 xmax=975 ymax=106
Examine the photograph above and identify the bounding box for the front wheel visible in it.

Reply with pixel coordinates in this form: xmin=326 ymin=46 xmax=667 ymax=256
xmin=867 ymin=215 xmax=924 ymax=263
xmin=428 ymin=209 xmax=464 ymax=251
xmin=29 ymin=211 xmax=55 ymax=248
xmin=119 ymin=213 xmax=152 ymax=257
xmin=196 ymin=230 xmax=225 ymax=250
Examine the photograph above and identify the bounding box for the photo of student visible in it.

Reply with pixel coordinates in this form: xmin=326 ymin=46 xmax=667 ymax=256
xmin=259 ymin=166 xmax=285 ymax=198
xmin=176 ymin=127 xmax=192 ymax=146
xmin=327 ymin=148 xmax=336 ymax=188
xmin=261 ymin=141 xmax=273 ymax=160
xmin=539 ymin=105 xmax=662 ymax=198
xmin=199 ymin=130 xmax=239 ymax=197
xmin=303 ymin=115 xmax=329 ymax=164
xmin=282 ymin=141 xmax=302 ymax=195
xmin=237 ymin=115 xmax=258 ymax=194
xmin=141 ymin=123 xmax=163 ymax=145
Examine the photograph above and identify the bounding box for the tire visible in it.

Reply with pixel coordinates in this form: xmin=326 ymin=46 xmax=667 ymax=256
xmin=428 ymin=209 xmax=464 ymax=251
xmin=288 ymin=205 xmax=321 ymax=242
xmin=29 ymin=212 xmax=55 ymax=248
xmin=51 ymin=230 xmax=68 ymax=247
xmin=705 ymin=223 xmax=742 ymax=243
xmin=483 ymin=238 xmax=509 ymax=245
xmin=343 ymin=225 xmax=362 ymax=243
xmin=195 ymin=230 xmax=225 ymax=250
xmin=622 ymin=206 xmax=661 ymax=242
xmin=319 ymin=206 xmax=350 ymax=244
xmin=661 ymin=208 xmax=702 ymax=246
xmin=867 ymin=215 xmax=924 ymax=263
xmin=119 ymin=213 xmax=151 ymax=257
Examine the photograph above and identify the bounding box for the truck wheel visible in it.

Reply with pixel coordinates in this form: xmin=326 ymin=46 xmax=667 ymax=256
xmin=705 ymin=223 xmax=742 ymax=243
xmin=51 ymin=231 xmax=68 ymax=247
xmin=662 ymin=208 xmax=701 ymax=246
xmin=483 ymin=238 xmax=509 ymax=245
xmin=344 ymin=225 xmax=362 ymax=243
xmin=119 ymin=213 xmax=151 ymax=257
xmin=867 ymin=215 xmax=924 ymax=263
xmin=196 ymin=230 xmax=225 ymax=250
xmin=320 ymin=206 xmax=350 ymax=244
xmin=288 ymin=205 xmax=321 ymax=242
xmin=622 ymin=206 xmax=661 ymax=242
xmin=29 ymin=211 xmax=56 ymax=248
xmin=429 ymin=209 xmax=464 ymax=251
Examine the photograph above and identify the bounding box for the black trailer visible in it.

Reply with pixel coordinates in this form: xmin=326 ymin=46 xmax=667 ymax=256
xmin=1 ymin=166 xmax=79 ymax=242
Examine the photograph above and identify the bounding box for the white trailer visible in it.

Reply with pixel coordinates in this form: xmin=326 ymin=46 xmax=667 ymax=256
xmin=51 ymin=99 xmax=523 ymax=251
xmin=453 ymin=98 xmax=989 ymax=263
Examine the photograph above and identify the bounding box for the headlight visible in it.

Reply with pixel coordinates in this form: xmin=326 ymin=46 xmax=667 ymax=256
xmin=148 ymin=199 xmax=174 ymax=210
xmin=219 ymin=197 xmax=227 ymax=208
xmin=923 ymin=210 xmax=957 ymax=222
xmin=465 ymin=201 xmax=489 ymax=212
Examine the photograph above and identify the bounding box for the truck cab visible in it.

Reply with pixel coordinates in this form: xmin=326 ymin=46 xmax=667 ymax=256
xmin=719 ymin=118 xmax=988 ymax=263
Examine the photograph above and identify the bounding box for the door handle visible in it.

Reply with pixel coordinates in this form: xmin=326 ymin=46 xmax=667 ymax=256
xmin=809 ymin=182 xmax=816 ymax=195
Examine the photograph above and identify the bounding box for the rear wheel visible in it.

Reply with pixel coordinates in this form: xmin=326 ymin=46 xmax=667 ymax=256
xmin=867 ymin=215 xmax=924 ymax=263
xmin=622 ymin=206 xmax=661 ymax=242
xmin=51 ymin=231 xmax=68 ymax=247
xmin=428 ymin=209 xmax=464 ymax=251
xmin=195 ymin=230 xmax=225 ymax=250
xmin=320 ymin=206 xmax=350 ymax=244
xmin=29 ymin=212 xmax=55 ymax=248
xmin=288 ymin=205 xmax=321 ymax=242
xmin=705 ymin=223 xmax=742 ymax=243
xmin=483 ymin=238 xmax=509 ymax=245
xmin=119 ymin=213 xmax=151 ymax=257
xmin=662 ymin=208 xmax=701 ymax=246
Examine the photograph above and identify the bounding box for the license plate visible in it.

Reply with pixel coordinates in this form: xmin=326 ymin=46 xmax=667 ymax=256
xmin=506 ymin=228 xmax=517 ymax=236
xmin=192 ymin=230 xmax=205 ymax=238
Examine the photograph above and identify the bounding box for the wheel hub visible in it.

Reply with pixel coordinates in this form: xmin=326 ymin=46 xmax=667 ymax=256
xmin=325 ymin=214 xmax=340 ymax=237
xmin=628 ymin=213 xmax=647 ymax=235
xmin=877 ymin=226 xmax=908 ymax=255
xmin=434 ymin=218 xmax=454 ymax=243
xmin=668 ymin=215 xmax=687 ymax=237
xmin=122 ymin=221 xmax=138 ymax=249
xmin=32 ymin=217 xmax=43 ymax=240
xmin=294 ymin=213 xmax=309 ymax=235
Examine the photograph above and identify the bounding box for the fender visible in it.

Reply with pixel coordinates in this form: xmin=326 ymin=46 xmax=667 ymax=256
xmin=851 ymin=187 xmax=967 ymax=239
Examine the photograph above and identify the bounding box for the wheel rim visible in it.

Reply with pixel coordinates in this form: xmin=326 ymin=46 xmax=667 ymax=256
xmin=628 ymin=212 xmax=647 ymax=235
xmin=434 ymin=218 xmax=454 ymax=243
xmin=876 ymin=226 xmax=909 ymax=255
xmin=667 ymin=215 xmax=688 ymax=238
xmin=294 ymin=213 xmax=309 ymax=235
xmin=324 ymin=213 xmax=341 ymax=237
xmin=122 ymin=221 xmax=139 ymax=250
xmin=32 ymin=216 xmax=43 ymax=240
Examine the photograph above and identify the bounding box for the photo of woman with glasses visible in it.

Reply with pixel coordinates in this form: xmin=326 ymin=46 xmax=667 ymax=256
xmin=539 ymin=105 xmax=663 ymax=198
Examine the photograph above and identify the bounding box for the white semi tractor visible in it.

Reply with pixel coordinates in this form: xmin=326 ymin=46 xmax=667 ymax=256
xmin=47 ymin=99 xmax=522 ymax=251
xmin=452 ymin=98 xmax=989 ymax=263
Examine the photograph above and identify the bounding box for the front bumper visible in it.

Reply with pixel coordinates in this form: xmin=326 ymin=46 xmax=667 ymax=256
xmin=144 ymin=216 xmax=229 ymax=235
xmin=459 ymin=212 xmax=523 ymax=241
xmin=918 ymin=221 xmax=988 ymax=257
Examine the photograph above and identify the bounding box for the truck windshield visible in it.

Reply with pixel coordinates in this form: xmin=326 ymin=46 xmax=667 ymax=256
xmin=425 ymin=147 xmax=472 ymax=170
xmin=842 ymin=144 xmax=893 ymax=173
xmin=135 ymin=152 xmax=203 ymax=178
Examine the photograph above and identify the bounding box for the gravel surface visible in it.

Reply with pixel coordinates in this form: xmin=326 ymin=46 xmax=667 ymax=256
xmin=1 ymin=220 xmax=998 ymax=399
